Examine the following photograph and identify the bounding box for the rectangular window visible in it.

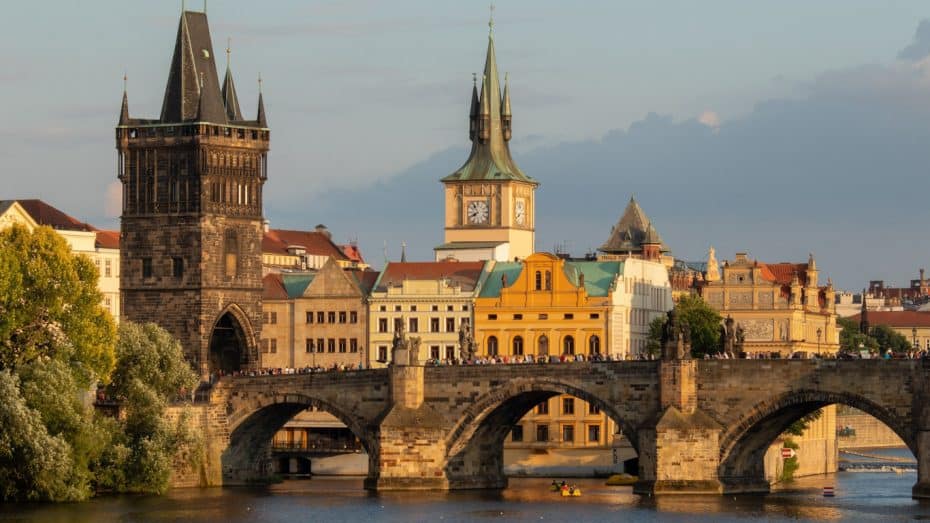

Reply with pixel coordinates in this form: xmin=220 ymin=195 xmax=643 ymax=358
xmin=263 ymin=312 xmax=269 ymax=324
xmin=430 ymin=346 xmax=440 ymax=359
xmin=317 ymin=311 xmax=325 ymax=323
xmin=539 ymin=313 xmax=548 ymax=320
xmin=327 ymin=339 xmax=336 ymax=353
xmin=563 ymin=398 xmax=575 ymax=415
xmin=105 ymin=259 xmax=112 ymax=278
xmin=536 ymin=401 xmax=549 ymax=415
xmin=409 ymin=318 xmax=418 ymax=333
xmin=270 ymin=339 xmax=277 ymax=354
xmin=378 ymin=318 xmax=388 ymax=333
xmin=513 ymin=314 xmax=523 ymax=320
xmin=261 ymin=339 xmax=269 ymax=353
xmin=172 ymin=257 xmax=184 ymax=278
xmin=564 ymin=313 xmax=574 ymax=320
xmin=410 ymin=305 xmax=417 ymax=312
xmin=562 ymin=425 xmax=574 ymax=443
xmin=430 ymin=317 xmax=440 ymax=332
xmin=445 ymin=345 xmax=455 ymax=360
xmin=511 ymin=425 xmax=524 ymax=442
xmin=350 ymin=311 xmax=358 ymax=324
xmin=350 ymin=339 xmax=358 ymax=353
xmin=306 ymin=311 xmax=314 ymax=324
xmin=338 ymin=339 xmax=347 ymax=353
xmin=316 ymin=338 xmax=324 ymax=353
xmin=462 ymin=305 xmax=469 ymax=311
xmin=378 ymin=346 xmax=388 ymax=362
xmin=394 ymin=318 xmax=403 ymax=331
xmin=432 ymin=305 xmax=439 ymax=312
xmin=446 ymin=318 xmax=456 ymax=332
xmin=589 ymin=404 xmax=601 ymax=415
xmin=270 ymin=312 xmax=277 ymax=324
xmin=339 ymin=311 xmax=347 ymax=324
xmin=142 ymin=257 xmax=152 ymax=278
xmin=588 ymin=425 xmax=601 ymax=443
xmin=488 ymin=314 xmax=498 ymax=320
xmin=328 ymin=312 xmax=336 ymax=323
xmin=536 ymin=424 xmax=549 ymax=442
xmin=394 ymin=305 xmax=402 ymax=312
xmin=590 ymin=313 xmax=600 ymax=319
xmin=305 ymin=339 xmax=314 ymax=353
xmin=380 ymin=305 xmax=387 ymax=312
xmin=447 ymin=305 xmax=454 ymax=312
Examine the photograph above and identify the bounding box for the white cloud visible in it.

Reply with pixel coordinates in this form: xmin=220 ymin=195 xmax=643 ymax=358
xmin=698 ymin=110 xmax=720 ymax=129
xmin=104 ymin=182 xmax=122 ymax=218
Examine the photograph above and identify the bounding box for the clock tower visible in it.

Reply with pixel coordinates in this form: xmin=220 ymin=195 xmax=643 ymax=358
xmin=435 ymin=16 xmax=537 ymax=262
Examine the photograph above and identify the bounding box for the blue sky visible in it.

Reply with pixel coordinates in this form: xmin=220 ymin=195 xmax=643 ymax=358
xmin=2 ymin=1 xmax=929 ymax=289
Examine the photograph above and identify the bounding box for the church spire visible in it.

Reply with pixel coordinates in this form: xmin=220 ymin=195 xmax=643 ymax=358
xmin=221 ymin=38 xmax=243 ymax=121
xmin=501 ymin=72 xmax=512 ymax=141
xmin=118 ymin=74 xmax=130 ymax=125
xmin=468 ymin=73 xmax=479 ymax=141
xmin=160 ymin=10 xmax=226 ymax=123
xmin=256 ymin=75 xmax=268 ymax=128
xmin=443 ymin=9 xmax=534 ymax=184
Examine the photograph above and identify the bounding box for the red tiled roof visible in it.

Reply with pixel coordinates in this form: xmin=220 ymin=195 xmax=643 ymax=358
xmin=758 ymin=262 xmax=808 ymax=286
xmin=11 ymin=199 xmax=96 ymax=232
xmin=340 ymin=244 xmax=365 ymax=264
xmin=375 ymin=261 xmax=485 ymax=292
xmin=355 ymin=270 xmax=380 ymax=295
xmin=849 ymin=311 xmax=930 ymax=328
xmin=95 ymin=230 xmax=120 ymax=250
xmin=262 ymin=273 xmax=288 ymax=300
xmin=263 ymin=229 xmax=348 ymax=260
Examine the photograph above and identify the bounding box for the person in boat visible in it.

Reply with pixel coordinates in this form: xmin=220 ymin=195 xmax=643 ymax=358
xmin=550 ymin=480 xmax=559 ymax=491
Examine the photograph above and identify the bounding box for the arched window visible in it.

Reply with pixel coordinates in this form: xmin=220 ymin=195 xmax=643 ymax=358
xmin=535 ymin=271 xmax=542 ymax=291
xmin=589 ymin=335 xmax=601 ymax=354
xmin=487 ymin=336 xmax=499 ymax=356
xmin=538 ymin=335 xmax=549 ymax=357
xmin=563 ymin=335 xmax=575 ymax=355
xmin=224 ymin=229 xmax=238 ymax=278
xmin=513 ymin=336 xmax=524 ymax=356
xmin=545 ymin=271 xmax=552 ymax=290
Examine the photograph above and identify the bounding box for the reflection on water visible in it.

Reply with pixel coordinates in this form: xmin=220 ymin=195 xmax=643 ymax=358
xmin=3 ymin=472 xmax=930 ymax=523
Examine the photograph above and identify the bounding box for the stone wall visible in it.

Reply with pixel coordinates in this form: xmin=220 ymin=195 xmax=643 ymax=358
xmin=837 ymin=411 xmax=907 ymax=449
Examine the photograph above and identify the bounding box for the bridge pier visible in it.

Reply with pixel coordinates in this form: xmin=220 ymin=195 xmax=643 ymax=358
xmin=912 ymin=431 xmax=930 ymax=499
xmin=634 ymin=358 xmax=726 ymax=495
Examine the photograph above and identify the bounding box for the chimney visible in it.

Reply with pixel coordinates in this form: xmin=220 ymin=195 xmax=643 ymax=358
xmin=315 ymin=224 xmax=331 ymax=239
xmin=262 ymin=219 xmax=270 ymax=233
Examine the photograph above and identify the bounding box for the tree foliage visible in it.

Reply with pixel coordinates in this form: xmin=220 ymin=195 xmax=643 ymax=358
xmin=647 ymin=294 xmax=723 ymax=357
xmin=837 ymin=317 xmax=878 ymax=354
xmin=870 ymin=324 xmax=911 ymax=354
xmin=0 ymin=225 xmax=116 ymax=386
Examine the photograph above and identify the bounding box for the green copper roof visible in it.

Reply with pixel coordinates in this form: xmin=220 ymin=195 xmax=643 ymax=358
xmin=478 ymin=262 xmax=524 ymax=298
xmin=442 ymin=29 xmax=535 ymax=185
xmin=563 ymin=261 xmax=623 ymax=297
xmin=281 ymin=272 xmax=316 ymax=299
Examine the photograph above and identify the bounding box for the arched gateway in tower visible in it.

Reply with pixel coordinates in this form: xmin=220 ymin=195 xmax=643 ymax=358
xmin=116 ymin=8 xmax=269 ymax=377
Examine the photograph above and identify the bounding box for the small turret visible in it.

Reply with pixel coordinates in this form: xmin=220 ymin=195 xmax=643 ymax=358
xmin=221 ymin=38 xmax=243 ymax=121
xmin=501 ymin=72 xmax=512 ymax=141
xmin=806 ymin=252 xmax=819 ymax=288
xmin=469 ymin=73 xmax=479 ymax=141
xmin=477 ymin=74 xmax=490 ymax=141
xmin=118 ymin=75 xmax=130 ymax=125
xmin=256 ymin=76 xmax=268 ymax=128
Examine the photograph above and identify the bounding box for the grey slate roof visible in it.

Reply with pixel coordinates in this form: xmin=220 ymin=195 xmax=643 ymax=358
xmin=599 ymin=197 xmax=670 ymax=254
xmin=160 ymin=11 xmax=227 ymax=124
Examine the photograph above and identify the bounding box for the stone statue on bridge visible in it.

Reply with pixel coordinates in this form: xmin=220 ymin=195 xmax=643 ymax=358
xmin=721 ymin=315 xmax=737 ymax=357
xmin=661 ymin=309 xmax=692 ymax=360
xmin=391 ymin=319 xmax=415 ymax=366
xmin=458 ymin=321 xmax=476 ymax=362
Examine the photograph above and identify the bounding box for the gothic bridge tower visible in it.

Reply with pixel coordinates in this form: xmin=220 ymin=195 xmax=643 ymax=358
xmin=435 ymin=15 xmax=538 ymax=262
xmin=116 ymin=9 xmax=269 ymax=376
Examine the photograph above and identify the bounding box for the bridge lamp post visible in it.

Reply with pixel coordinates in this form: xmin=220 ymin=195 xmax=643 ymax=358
xmin=816 ymin=327 xmax=822 ymax=356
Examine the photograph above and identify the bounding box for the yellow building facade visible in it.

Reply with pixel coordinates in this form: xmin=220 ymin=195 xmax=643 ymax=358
xmin=700 ymin=250 xmax=839 ymax=356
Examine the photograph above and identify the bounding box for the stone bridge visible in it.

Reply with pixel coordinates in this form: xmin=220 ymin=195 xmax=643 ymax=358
xmin=179 ymin=360 xmax=930 ymax=498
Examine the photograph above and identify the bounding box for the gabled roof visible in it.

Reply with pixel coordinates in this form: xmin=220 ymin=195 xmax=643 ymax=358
xmin=599 ymin=197 xmax=669 ymax=254
xmin=262 ymin=229 xmax=349 ymax=261
xmin=564 ymin=261 xmax=623 ymax=297
xmin=354 ymin=270 xmax=381 ymax=296
xmin=373 ymin=261 xmax=486 ymax=293
xmin=849 ymin=311 xmax=930 ymax=328
xmin=263 ymin=273 xmax=289 ymax=300
xmin=340 ymin=244 xmax=366 ymax=264
xmin=95 ymin=230 xmax=120 ymax=250
xmin=159 ymin=11 xmax=227 ymax=124
xmin=758 ymin=262 xmax=809 ymax=286
xmin=2 ymin=199 xmax=95 ymax=232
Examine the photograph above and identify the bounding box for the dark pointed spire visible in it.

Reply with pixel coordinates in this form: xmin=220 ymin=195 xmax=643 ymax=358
xmin=400 ymin=241 xmax=407 ymax=263
xmin=859 ymin=288 xmax=870 ymax=335
xmin=501 ymin=72 xmax=512 ymax=141
xmin=118 ymin=74 xmax=130 ymax=125
xmin=160 ymin=11 xmax=227 ymax=123
xmin=221 ymin=38 xmax=243 ymax=121
xmin=468 ymin=73 xmax=479 ymax=141
xmin=256 ymin=75 xmax=268 ymax=128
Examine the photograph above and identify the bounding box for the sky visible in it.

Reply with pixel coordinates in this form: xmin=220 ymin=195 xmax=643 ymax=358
xmin=2 ymin=1 xmax=929 ymax=289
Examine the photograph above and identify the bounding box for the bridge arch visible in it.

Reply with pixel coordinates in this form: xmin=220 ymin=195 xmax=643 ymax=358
xmin=718 ymin=389 xmax=915 ymax=491
xmin=222 ymin=391 xmax=376 ymax=483
xmin=443 ymin=377 xmax=639 ymax=489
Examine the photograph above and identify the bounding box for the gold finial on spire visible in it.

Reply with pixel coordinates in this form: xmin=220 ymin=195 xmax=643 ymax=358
xmin=123 ymin=72 xmax=128 ymax=92
xmin=489 ymin=3 xmax=495 ymax=34
xmin=226 ymin=37 xmax=231 ymax=67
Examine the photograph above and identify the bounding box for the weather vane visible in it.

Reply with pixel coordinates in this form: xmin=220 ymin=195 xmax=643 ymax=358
xmin=489 ymin=4 xmax=495 ymax=33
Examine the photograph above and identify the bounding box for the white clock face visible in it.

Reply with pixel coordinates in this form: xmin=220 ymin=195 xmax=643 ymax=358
xmin=467 ymin=200 xmax=489 ymax=224
xmin=514 ymin=200 xmax=526 ymax=225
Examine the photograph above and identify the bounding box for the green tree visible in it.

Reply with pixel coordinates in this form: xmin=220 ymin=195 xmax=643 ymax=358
xmin=101 ymin=322 xmax=201 ymax=494
xmin=647 ymin=295 xmax=723 ymax=357
xmin=645 ymin=316 xmax=665 ymax=356
xmin=0 ymin=225 xmax=116 ymax=386
xmin=837 ymin=317 xmax=878 ymax=354
xmin=0 ymin=370 xmax=84 ymax=502
xmin=870 ymin=324 xmax=911 ymax=355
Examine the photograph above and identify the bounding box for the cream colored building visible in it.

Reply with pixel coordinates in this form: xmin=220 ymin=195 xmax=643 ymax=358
xmin=700 ymin=250 xmax=839 ymax=356
xmin=367 ymin=261 xmax=487 ymax=367
xmin=0 ymin=199 xmax=120 ymax=320
xmin=849 ymin=310 xmax=930 ymax=352
xmin=609 ymin=257 xmax=673 ymax=359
